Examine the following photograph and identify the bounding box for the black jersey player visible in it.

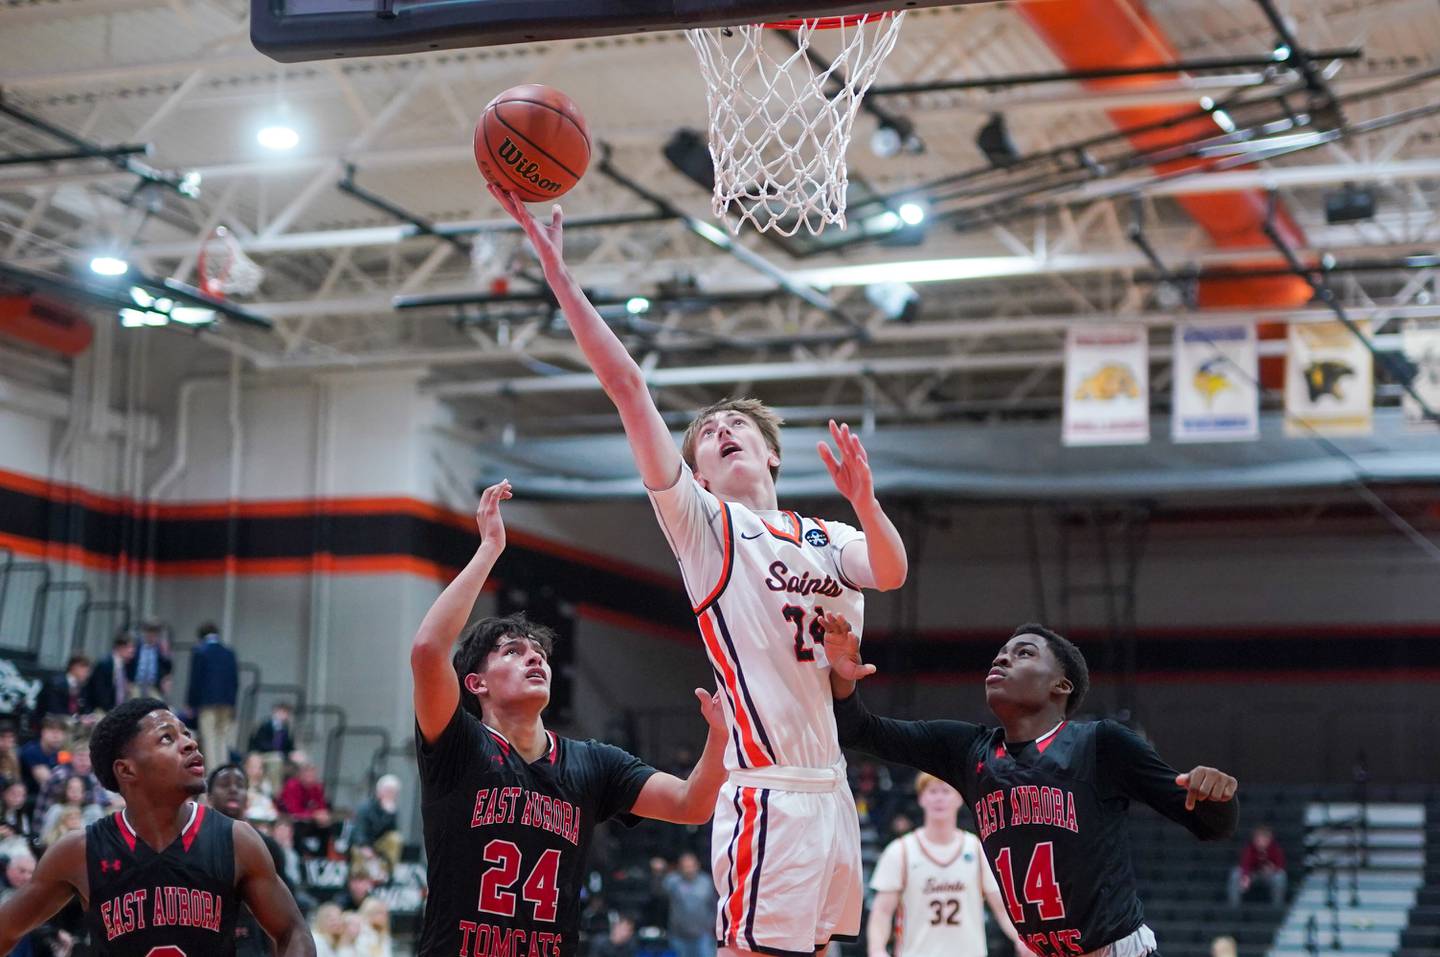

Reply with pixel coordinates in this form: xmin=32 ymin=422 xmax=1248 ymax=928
xmin=822 ymin=615 xmax=1238 ymax=957
xmin=0 ymin=698 xmax=312 ymax=957
xmin=208 ymin=763 xmax=295 ymax=957
xmin=410 ymin=481 xmax=729 ymax=957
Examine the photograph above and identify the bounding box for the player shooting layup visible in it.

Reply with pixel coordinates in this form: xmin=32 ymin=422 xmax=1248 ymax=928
xmin=493 ymin=186 xmax=909 ymax=957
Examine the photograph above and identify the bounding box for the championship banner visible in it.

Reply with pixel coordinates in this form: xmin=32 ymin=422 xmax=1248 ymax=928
xmin=1285 ymin=320 xmax=1373 ymax=437
xmin=1402 ymin=320 xmax=1440 ymax=429
xmin=1171 ymin=323 xmax=1259 ymax=443
xmin=1063 ymin=324 xmax=1149 ymax=446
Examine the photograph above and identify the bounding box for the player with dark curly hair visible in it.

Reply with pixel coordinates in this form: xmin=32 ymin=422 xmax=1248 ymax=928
xmin=0 ymin=698 xmax=313 ymax=957
xmin=822 ymin=617 xmax=1239 ymax=957
xmin=410 ymin=481 xmax=730 ymax=957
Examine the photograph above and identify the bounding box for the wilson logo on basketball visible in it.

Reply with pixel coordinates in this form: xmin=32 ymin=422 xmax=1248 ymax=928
xmin=496 ymin=138 xmax=563 ymax=194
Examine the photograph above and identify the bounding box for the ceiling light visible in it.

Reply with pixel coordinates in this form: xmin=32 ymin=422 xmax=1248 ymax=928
xmin=129 ymin=286 xmax=155 ymax=307
xmin=119 ymin=309 xmax=149 ymax=328
xmin=1211 ymin=109 xmax=1236 ymax=133
xmin=898 ymin=202 xmax=926 ymax=226
xmin=625 ymin=297 xmax=651 ymax=315
xmin=1272 ymin=43 xmax=1291 ymax=61
xmin=257 ymin=125 xmax=300 ymax=151
xmin=171 ymin=307 xmax=217 ymax=325
xmin=90 ymin=256 xmax=129 ymax=276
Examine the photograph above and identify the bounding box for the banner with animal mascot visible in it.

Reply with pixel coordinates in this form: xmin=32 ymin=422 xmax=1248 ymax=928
xmin=1402 ymin=320 xmax=1440 ymax=430
xmin=1063 ymin=324 xmax=1149 ymax=446
xmin=1285 ymin=320 xmax=1373 ymax=437
xmin=1171 ymin=323 xmax=1259 ymax=443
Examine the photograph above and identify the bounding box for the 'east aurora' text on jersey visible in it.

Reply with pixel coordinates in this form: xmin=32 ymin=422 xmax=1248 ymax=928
xmin=834 ymin=693 xmax=1237 ymax=957
xmin=415 ymin=705 xmax=657 ymax=957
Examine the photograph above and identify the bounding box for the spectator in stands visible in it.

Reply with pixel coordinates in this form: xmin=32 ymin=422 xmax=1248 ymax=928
xmin=18 ymin=717 xmax=67 ymax=796
xmin=271 ymin=816 xmax=312 ymax=907
xmin=1 ymin=778 xmax=36 ymax=850
xmin=1228 ymin=824 xmax=1287 ymax=906
xmin=311 ymin=903 xmax=351 ymax=957
xmin=128 ymin=620 xmax=173 ymax=700
xmin=39 ymin=776 xmax=103 ymax=839
xmin=188 ymin=621 xmax=240 ymax=764
xmin=1210 ymin=935 xmax=1237 ymax=957
xmin=355 ymin=898 xmax=393 ymax=957
xmin=33 ymin=657 xmax=92 ymax=722
xmin=243 ymin=752 xmax=280 ymax=824
xmin=662 ymin=852 xmax=717 ymax=957
xmin=40 ymin=804 xmax=84 ymax=851
xmin=0 ymin=722 xmax=20 ymax=784
xmin=591 ymin=913 xmax=638 ymax=957
xmin=278 ymin=757 xmax=333 ymax=853
xmin=338 ymin=872 xmax=376 ymax=912
xmin=34 ymin=741 xmax=107 ymax=822
xmin=85 ymin=634 xmax=135 ymax=712
xmin=249 ymin=702 xmax=297 ymax=756
xmin=0 ymin=847 xmax=34 ymax=899
xmin=350 ymin=775 xmax=402 ymax=880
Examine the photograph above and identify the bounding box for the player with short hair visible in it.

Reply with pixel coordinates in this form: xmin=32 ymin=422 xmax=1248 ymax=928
xmin=0 ymin=697 xmax=313 ymax=957
xmin=410 ymin=481 xmax=729 ymax=957
xmin=868 ymin=772 xmax=1032 ymax=957
xmin=493 ymin=186 xmax=909 ymax=957
xmin=823 ymin=618 xmax=1238 ymax=957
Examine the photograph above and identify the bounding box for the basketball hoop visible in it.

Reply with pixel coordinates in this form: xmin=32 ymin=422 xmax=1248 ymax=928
xmin=197 ymin=226 xmax=265 ymax=299
xmin=687 ymin=12 xmax=905 ymax=236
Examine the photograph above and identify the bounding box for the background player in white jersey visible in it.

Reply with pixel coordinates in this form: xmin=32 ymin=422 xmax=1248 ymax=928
xmin=868 ymin=773 xmax=1033 ymax=957
xmin=493 ymin=186 xmax=909 ymax=957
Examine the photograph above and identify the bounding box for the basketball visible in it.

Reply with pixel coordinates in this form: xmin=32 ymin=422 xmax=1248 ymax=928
xmin=474 ymin=84 xmax=590 ymax=202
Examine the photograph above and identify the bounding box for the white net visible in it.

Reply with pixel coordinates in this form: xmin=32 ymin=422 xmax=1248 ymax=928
xmin=687 ymin=13 xmax=905 ymax=236
xmin=199 ymin=226 xmax=265 ymax=298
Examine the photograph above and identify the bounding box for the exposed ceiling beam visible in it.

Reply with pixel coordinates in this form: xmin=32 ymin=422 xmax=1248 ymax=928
xmin=424 ymin=334 xmax=1406 ymax=397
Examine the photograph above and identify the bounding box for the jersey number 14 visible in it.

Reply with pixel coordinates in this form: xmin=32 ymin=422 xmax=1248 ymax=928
xmin=993 ymin=842 xmax=1066 ymax=923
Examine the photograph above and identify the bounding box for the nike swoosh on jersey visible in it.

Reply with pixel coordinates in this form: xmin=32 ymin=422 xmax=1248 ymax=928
xmin=740 ymin=531 xmax=765 ymax=540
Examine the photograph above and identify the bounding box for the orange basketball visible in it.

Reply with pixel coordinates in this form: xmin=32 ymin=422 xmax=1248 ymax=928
xmin=474 ymin=85 xmax=591 ymax=202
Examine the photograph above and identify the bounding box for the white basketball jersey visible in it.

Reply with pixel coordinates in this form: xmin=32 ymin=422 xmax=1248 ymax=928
xmin=648 ymin=465 xmax=865 ymax=771
xmin=870 ymin=831 xmax=994 ymax=957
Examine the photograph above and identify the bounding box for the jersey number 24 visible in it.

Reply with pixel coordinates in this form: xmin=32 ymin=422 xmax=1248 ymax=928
xmin=478 ymin=840 xmax=562 ymax=922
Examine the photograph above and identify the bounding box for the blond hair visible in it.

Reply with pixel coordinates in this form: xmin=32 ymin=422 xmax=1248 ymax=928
xmin=914 ymin=772 xmax=944 ymax=796
xmin=680 ymin=398 xmax=784 ymax=482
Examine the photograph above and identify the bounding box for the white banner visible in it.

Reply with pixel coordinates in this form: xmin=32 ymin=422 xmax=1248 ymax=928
xmin=1063 ymin=325 xmax=1149 ymax=446
xmin=1171 ymin=323 xmax=1259 ymax=443
xmin=1402 ymin=320 xmax=1440 ymax=430
xmin=1285 ymin=320 xmax=1373 ymax=437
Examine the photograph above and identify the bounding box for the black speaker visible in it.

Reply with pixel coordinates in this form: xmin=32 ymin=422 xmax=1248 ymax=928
xmin=976 ymin=113 xmax=1020 ymax=168
xmin=663 ymin=128 xmax=716 ymax=192
xmin=1324 ymin=184 xmax=1376 ymax=224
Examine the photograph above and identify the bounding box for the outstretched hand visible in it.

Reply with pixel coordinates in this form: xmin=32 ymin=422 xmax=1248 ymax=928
xmin=1175 ymin=766 xmax=1238 ymax=811
xmin=820 ymin=612 xmax=876 ymax=682
xmin=476 ymin=480 xmax=512 ymax=552
xmin=817 ymin=420 xmax=875 ymax=507
xmin=694 ymin=688 xmax=726 ymax=735
xmin=487 ymin=183 xmax=565 ymax=267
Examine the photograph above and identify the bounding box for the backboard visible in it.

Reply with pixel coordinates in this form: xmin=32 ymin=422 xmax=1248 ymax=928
xmin=250 ymin=0 xmax=961 ymax=62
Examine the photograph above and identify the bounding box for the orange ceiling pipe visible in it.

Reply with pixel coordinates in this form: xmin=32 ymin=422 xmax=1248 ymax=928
xmin=1015 ymin=0 xmax=1312 ymax=382
xmin=0 ymin=294 xmax=94 ymax=356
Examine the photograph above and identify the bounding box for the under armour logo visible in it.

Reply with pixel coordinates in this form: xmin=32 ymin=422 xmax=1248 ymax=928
xmin=491 ymin=755 xmax=505 ymax=766
xmin=976 ymin=762 xmax=984 ymax=774
xmin=100 ymin=859 xmax=122 ymax=872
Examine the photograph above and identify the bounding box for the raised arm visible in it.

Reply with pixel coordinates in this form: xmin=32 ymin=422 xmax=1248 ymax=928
xmin=819 ymin=421 xmax=907 ymax=592
xmin=0 ymin=832 xmax=84 ymax=955
xmin=490 ymin=186 xmax=681 ymax=489
xmin=628 ymin=689 xmax=729 ymax=825
xmin=235 ymin=821 xmax=315 ymax=957
xmin=411 ymin=481 xmax=510 ymax=742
